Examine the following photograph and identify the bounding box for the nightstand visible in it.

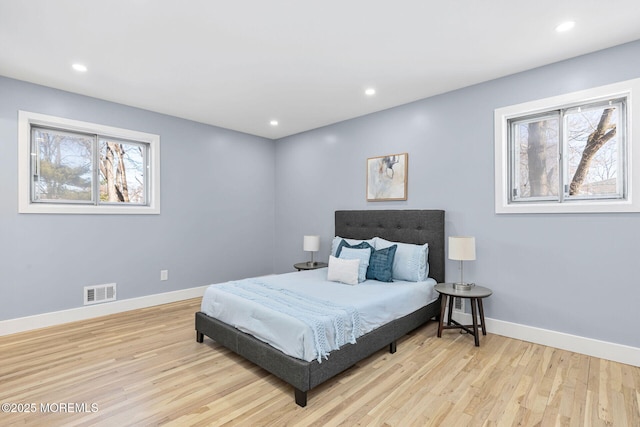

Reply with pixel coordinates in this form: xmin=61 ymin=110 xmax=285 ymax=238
xmin=294 ymin=262 xmax=328 ymax=271
xmin=434 ymin=283 xmax=492 ymax=346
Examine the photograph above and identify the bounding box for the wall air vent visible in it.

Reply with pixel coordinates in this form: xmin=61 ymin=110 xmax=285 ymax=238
xmin=84 ymin=283 xmax=116 ymax=305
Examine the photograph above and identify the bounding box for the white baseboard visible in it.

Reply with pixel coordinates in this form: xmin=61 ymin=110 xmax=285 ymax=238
xmin=4 ymin=292 xmax=638 ymax=368
xmin=0 ymin=285 xmax=210 ymax=337
xmin=456 ymin=312 xmax=640 ymax=367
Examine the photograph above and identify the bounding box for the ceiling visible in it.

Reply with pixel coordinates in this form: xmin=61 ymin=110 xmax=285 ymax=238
xmin=1 ymin=1 xmax=640 ymax=139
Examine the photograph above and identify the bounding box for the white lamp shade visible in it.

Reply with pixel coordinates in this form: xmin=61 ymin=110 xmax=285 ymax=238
xmin=448 ymin=236 xmax=476 ymax=261
xmin=303 ymin=235 xmax=320 ymax=252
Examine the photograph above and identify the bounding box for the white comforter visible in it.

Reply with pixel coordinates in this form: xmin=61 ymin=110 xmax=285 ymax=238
xmin=200 ymin=268 xmax=437 ymax=362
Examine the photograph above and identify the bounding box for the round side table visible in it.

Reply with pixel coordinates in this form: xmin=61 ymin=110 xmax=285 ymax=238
xmin=294 ymin=262 xmax=328 ymax=271
xmin=434 ymin=283 xmax=492 ymax=346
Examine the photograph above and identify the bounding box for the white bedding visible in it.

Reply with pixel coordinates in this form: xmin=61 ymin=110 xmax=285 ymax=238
xmin=200 ymin=268 xmax=437 ymax=362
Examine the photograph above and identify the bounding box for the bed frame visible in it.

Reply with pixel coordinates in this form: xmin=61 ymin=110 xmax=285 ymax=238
xmin=195 ymin=209 xmax=445 ymax=406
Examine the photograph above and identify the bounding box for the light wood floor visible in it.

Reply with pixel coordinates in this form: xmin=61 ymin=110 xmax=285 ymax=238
xmin=1 ymin=299 xmax=638 ymax=426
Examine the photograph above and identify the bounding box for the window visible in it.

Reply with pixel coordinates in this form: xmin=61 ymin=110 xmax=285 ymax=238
xmin=19 ymin=111 xmax=160 ymax=214
xmin=494 ymin=78 xmax=640 ymax=213
xmin=510 ymin=98 xmax=626 ymax=203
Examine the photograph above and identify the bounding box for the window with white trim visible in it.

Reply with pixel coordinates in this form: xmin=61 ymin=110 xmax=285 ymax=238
xmin=19 ymin=111 xmax=160 ymax=214
xmin=494 ymin=78 xmax=639 ymax=214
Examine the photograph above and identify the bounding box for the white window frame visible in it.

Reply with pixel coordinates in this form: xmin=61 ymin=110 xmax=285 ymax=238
xmin=18 ymin=111 xmax=161 ymax=214
xmin=494 ymin=78 xmax=640 ymax=214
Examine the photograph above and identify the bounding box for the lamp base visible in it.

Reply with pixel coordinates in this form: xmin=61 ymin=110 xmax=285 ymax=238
xmin=453 ymin=282 xmax=475 ymax=291
xmin=306 ymin=261 xmax=318 ymax=267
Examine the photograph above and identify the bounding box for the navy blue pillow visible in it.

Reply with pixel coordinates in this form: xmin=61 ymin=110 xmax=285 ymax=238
xmin=366 ymin=245 xmax=397 ymax=282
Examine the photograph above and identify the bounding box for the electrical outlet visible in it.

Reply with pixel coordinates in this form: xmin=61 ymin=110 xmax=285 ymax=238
xmin=160 ymin=270 xmax=168 ymax=281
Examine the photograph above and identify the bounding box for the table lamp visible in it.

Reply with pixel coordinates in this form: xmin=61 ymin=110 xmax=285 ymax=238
xmin=448 ymin=236 xmax=476 ymax=291
xmin=303 ymin=235 xmax=320 ymax=266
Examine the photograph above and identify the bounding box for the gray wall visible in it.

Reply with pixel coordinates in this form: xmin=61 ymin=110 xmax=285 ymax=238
xmin=3 ymin=40 xmax=639 ymax=350
xmin=0 ymin=76 xmax=276 ymax=320
xmin=274 ymin=40 xmax=640 ymax=348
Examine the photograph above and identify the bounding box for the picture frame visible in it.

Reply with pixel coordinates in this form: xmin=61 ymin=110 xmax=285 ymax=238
xmin=366 ymin=153 xmax=408 ymax=201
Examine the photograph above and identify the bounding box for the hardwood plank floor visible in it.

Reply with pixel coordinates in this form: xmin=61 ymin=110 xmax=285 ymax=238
xmin=1 ymin=298 xmax=638 ymax=426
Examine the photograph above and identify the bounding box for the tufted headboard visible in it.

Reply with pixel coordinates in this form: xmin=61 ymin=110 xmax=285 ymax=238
xmin=334 ymin=210 xmax=445 ymax=283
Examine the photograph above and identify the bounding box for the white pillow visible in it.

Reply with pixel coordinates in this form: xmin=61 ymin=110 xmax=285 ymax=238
xmin=375 ymin=238 xmax=429 ymax=282
xmin=331 ymin=236 xmax=377 ymax=256
xmin=338 ymin=247 xmax=371 ymax=283
xmin=327 ymin=255 xmax=359 ymax=285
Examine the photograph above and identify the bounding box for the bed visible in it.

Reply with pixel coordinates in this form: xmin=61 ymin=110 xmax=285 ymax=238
xmin=195 ymin=209 xmax=445 ymax=406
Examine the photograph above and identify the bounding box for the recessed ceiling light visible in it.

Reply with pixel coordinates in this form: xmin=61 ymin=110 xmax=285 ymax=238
xmin=555 ymin=21 xmax=575 ymax=33
xmin=72 ymin=63 xmax=88 ymax=72
xmin=270 ymin=120 xmax=278 ymax=126
xmin=365 ymin=88 xmax=376 ymax=96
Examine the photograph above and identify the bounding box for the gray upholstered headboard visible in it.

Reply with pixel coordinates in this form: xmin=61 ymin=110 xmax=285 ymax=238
xmin=335 ymin=210 xmax=445 ymax=283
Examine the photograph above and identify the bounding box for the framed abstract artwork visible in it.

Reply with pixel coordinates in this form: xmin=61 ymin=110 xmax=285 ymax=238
xmin=366 ymin=153 xmax=408 ymax=201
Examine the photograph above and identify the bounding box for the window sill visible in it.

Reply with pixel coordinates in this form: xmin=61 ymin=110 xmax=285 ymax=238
xmin=495 ymin=199 xmax=638 ymax=214
xmin=18 ymin=203 xmax=160 ymax=215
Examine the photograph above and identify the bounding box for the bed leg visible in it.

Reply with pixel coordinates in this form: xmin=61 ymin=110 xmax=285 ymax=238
xmin=196 ymin=331 xmax=204 ymax=343
xmin=294 ymin=389 xmax=307 ymax=407
xmin=389 ymin=341 xmax=397 ymax=354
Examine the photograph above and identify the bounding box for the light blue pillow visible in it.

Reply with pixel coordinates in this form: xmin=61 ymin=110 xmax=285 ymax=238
xmin=335 ymin=240 xmax=373 ymax=257
xmin=331 ymin=236 xmax=377 ymax=256
xmin=375 ymin=238 xmax=429 ymax=282
xmin=338 ymin=247 xmax=371 ymax=283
